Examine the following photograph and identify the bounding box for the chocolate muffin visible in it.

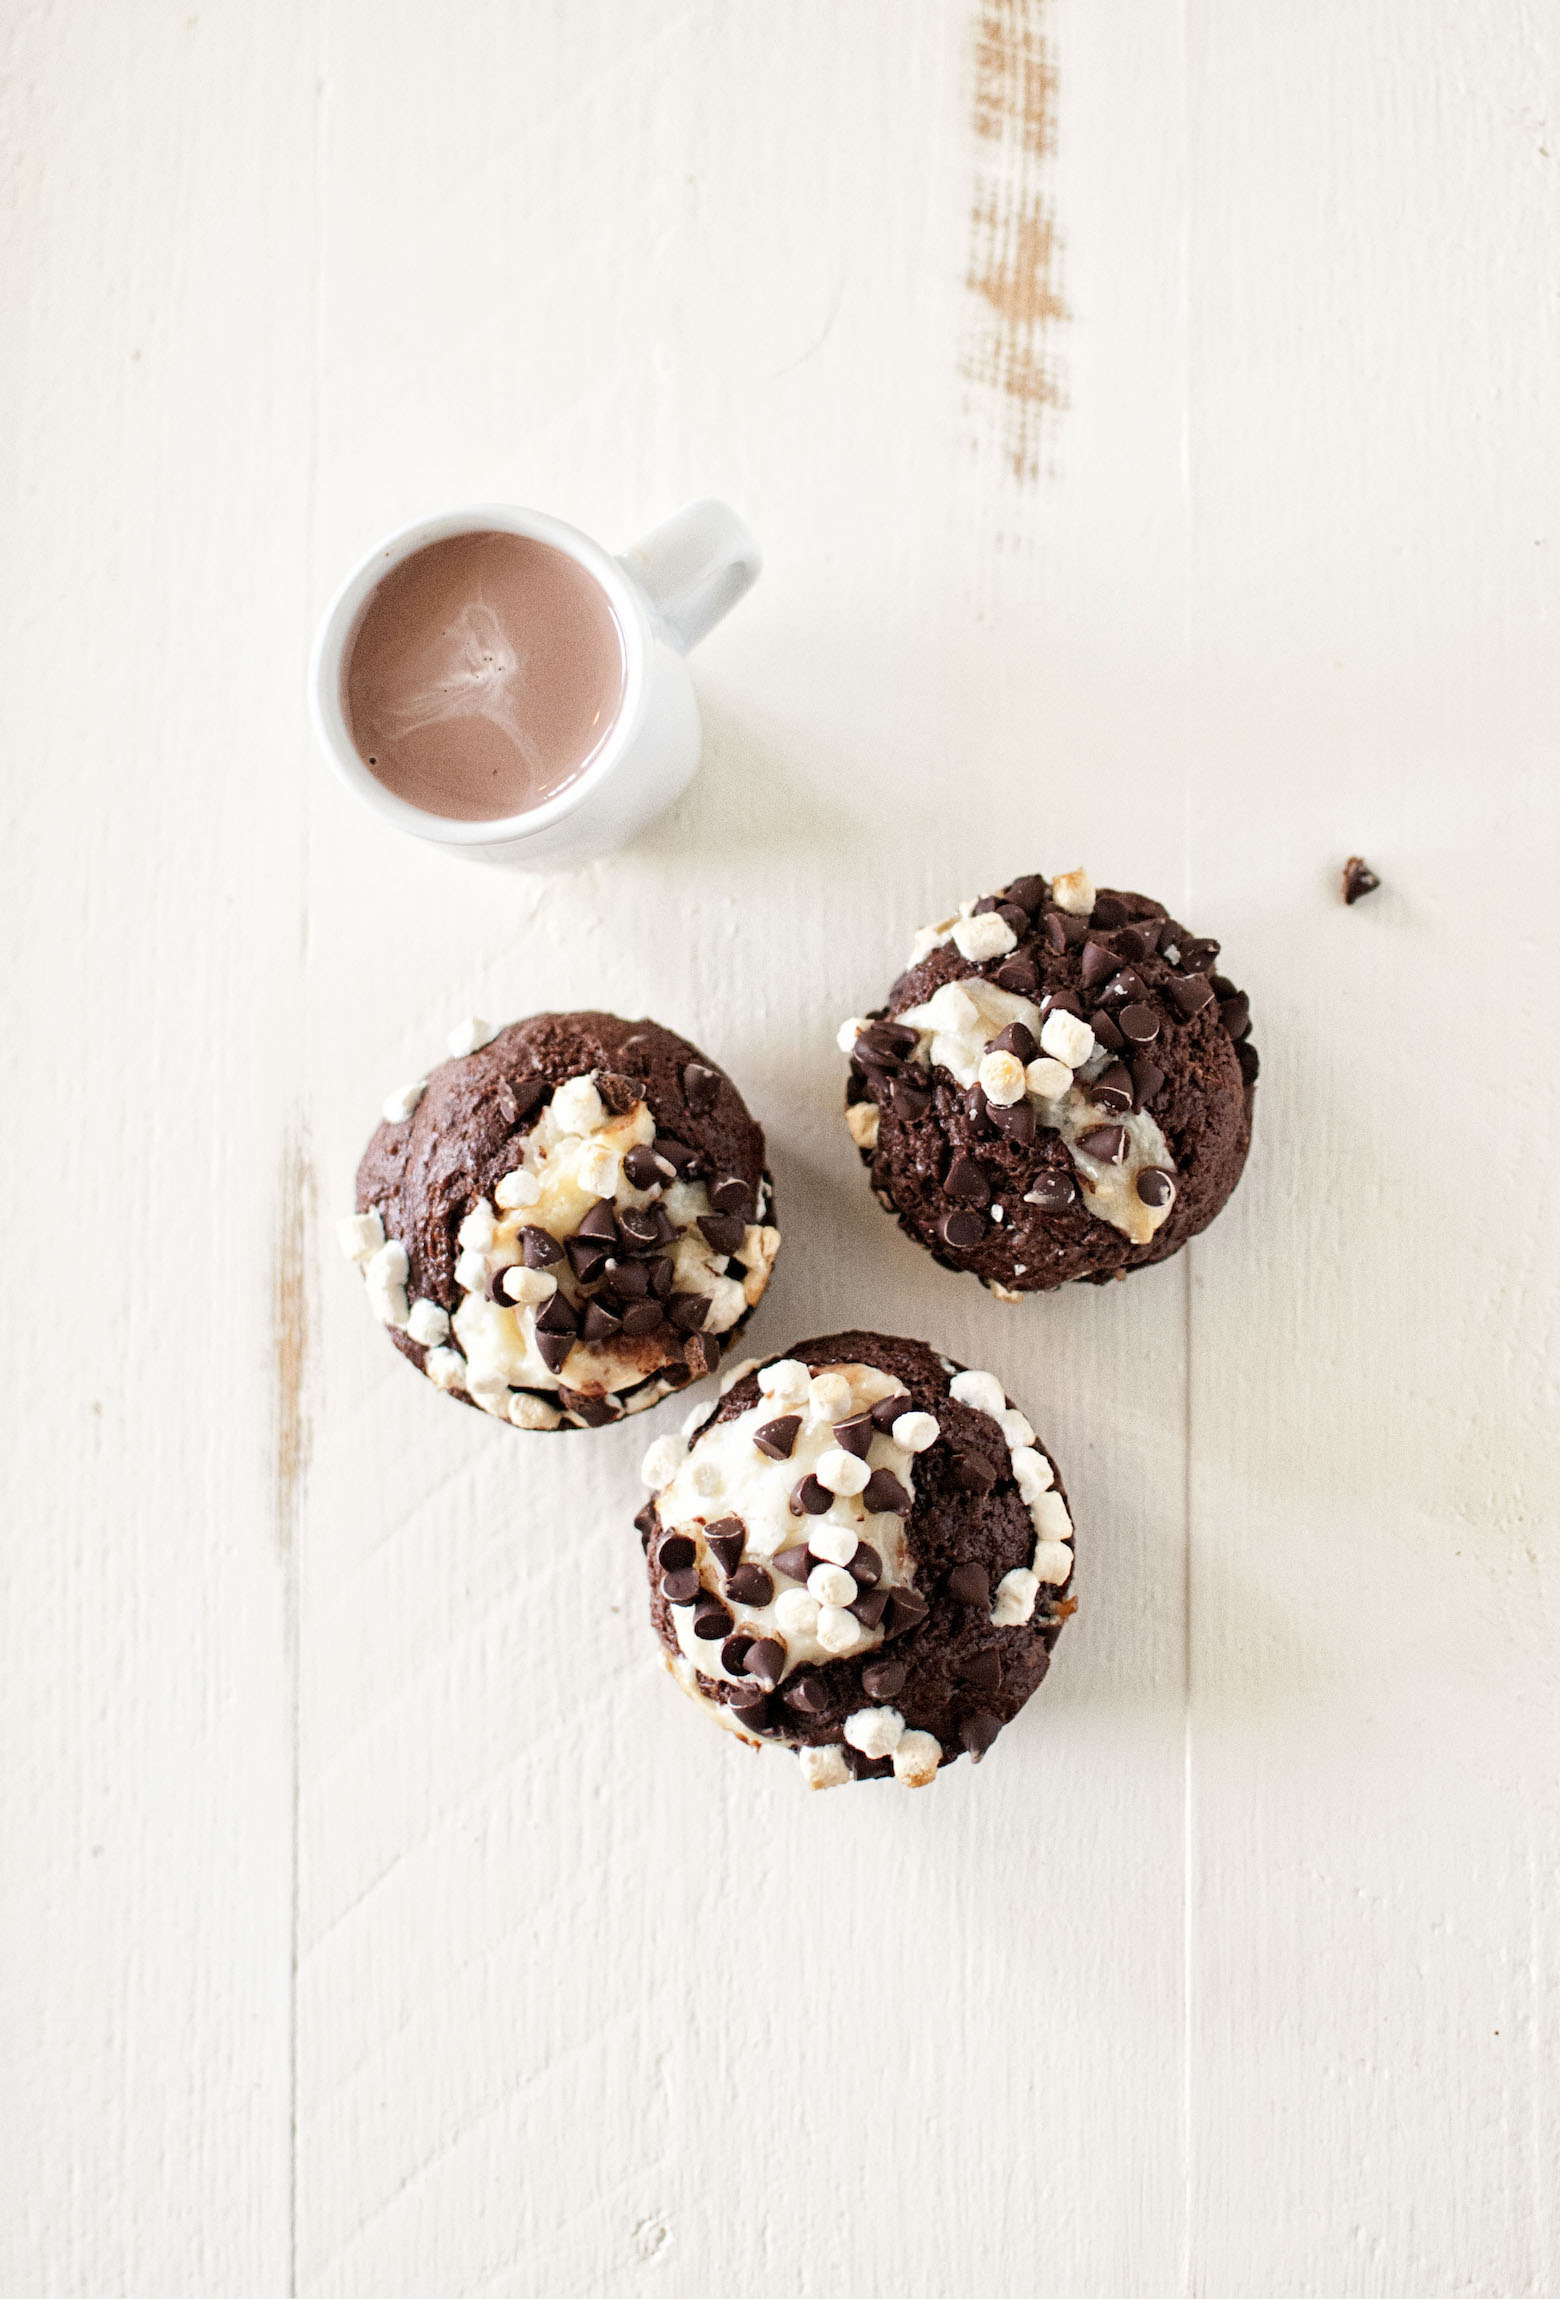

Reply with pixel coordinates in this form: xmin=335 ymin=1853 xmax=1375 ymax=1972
xmin=637 ymin=1331 xmax=1073 ymax=1789
xmin=338 ymin=1011 xmax=780 ymax=1430
xmin=840 ymin=869 xmax=1256 ymax=1293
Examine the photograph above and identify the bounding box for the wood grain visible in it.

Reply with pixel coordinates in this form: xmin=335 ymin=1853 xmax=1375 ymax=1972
xmin=3 ymin=1 xmax=1557 ymax=2294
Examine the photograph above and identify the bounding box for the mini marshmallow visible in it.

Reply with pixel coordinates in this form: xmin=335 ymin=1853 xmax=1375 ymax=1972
xmin=680 ymin=1397 xmax=714 ymax=1438
xmin=952 ymin=912 xmax=1017 ymax=962
xmin=424 ymin=1347 xmax=467 ymax=1391
xmin=809 ymin=1372 xmax=854 ymax=1423
xmin=406 ymin=1299 xmax=450 ymax=1348
xmin=924 ymin=981 xmax=980 ymax=1034
xmin=364 ymin=1238 xmax=410 ymax=1329
xmin=998 ymin=1408 xmax=1036 ymax=1449
xmin=1032 ymin=1541 xmax=1074 ymax=1585
xmin=549 ymin=1075 xmax=604 ymax=1137
xmin=718 ymin=1355 xmax=761 ymax=1395
xmin=502 ymin=1265 xmax=556 ymax=1307
xmin=366 ymin=1239 xmax=409 ymax=1286
xmin=337 ymin=1210 xmax=384 ymax=1262
xmin=991 ymin=1567 xmax=1040 ymax=1625
xmin=576 ymin=1140 xmax=621 ymax=1199
xmin=1050 ymin=868 xmax=1096 ymax=915
xmin=454 ymin=1248 xmax=489 ymax=1294
xmin=893 ymin=1729 xmax=943 ymax=1787
xmin=640 ymin=1434 xmax=686 ymax=1490
xmin=447 ymin=1015 xmax=496 ymax=1057
xmin=799 ymin=1745 xmax=852 ymax=1791
xmin=382 ymin=1079 xmax=427 ymax=1124
xmin=1013 ymin=1449 xmax=1055 ymax=1500
xmin=978 ymin=1050 xmax=1027 ymax=1106
xmin=1025 ymin=1056 xmax=1074 ymax=1101
xmin=844 ymin=1707 xmax=906 ymax=1759
xmin=808 ymin=1563 xmax=858 ymax=1608
xmin=1032 ymin=1489 xmax=1072 ymax=1542
xmin=690 ymin=1459 xmax=724 ymax=1499
xmin=815 ymin=1604 xmax=863 ymax=1655
xmin=836 ymin=1015 xmax=871 ymax=1054
xmin=807 ymin=1522 xmax=860 ymax=1569
xmin=494 ymin=1166 xmax=540 ymax=1211
xmin=508 ymin=1391 xmax=561 ymax=1430
xmin=1039 ymin=1009 xmax=1095 ymax=1069
xmin=846 ymin=1103 xmax=880 ymax=1150
xmin=949 ymin=1369 xmax=1006 ymax=1419
xmin=456 ymin=1201 xmax=496 ymax=1252
xmin=758 ymin=1358 xmax=811 ymax=1407
xmin=466 ymin=1370 xmax=509 ymax=1401
xmin=891 ymin=1411 xmax=940 ymax=1452
xmin=816 ymin=1446 xmax=870 ymax=1497
xmin=774 ymin=1588 xmax=822 ymax=1638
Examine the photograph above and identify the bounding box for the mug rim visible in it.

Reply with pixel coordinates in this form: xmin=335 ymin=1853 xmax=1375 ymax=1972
xmin=307 ymin=502 xmax=651 ymax=846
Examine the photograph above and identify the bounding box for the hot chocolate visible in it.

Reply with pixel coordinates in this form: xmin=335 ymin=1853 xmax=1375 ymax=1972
xmin=344 ymin=530 xmax=626 ymax=821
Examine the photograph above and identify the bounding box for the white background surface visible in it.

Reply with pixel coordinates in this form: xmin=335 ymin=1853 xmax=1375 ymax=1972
xmin=3 ymin=3 xmax=1558 ymax=2293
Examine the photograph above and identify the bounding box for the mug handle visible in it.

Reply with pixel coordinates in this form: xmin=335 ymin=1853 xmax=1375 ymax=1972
xmin=617 ymin=499 xmax=762 ymax=655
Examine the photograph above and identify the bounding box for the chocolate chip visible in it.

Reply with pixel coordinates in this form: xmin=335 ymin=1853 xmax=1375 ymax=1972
xmin=945 ymin=1153 xmax=990 ymax=1206
xmin=603 ymin=1255 xmax=648 ymax=1298
xmin=869 ymin=1397 xmax=904 ymax=1432
xmin=1117 ymin=921 xmax=1160 ymax=962
xmin=963 ymin=1082 xmax=993 ymax=1137
xmin=950 ymin=1452 xmax=997 ymax=1497
xmin=622 ymin=1144 xmax=663 ymax=1189
xmin=662 ymin=1567 xmax=701 ymax=1604
xmin=535 ymin=1330 xmax=573 ymax=1375
xmin=743 ymin=1636 xmax=785 ymax=1687
xmin=1237 ymin=1040 xmax=1260 ymax=1083
xmin=1101 ymin=969 xmax=1145 ymax=1004
xmin=576 ymin=1203 xmax=619 ymax=1244
xmin=849 ymin=1588 xmax=890 ymax=1628
xmin=720 ymin=1631 xmax=753 ymax=1674
xmin=535 ymin=1291 xmax=578 ymax=1334
xmin=1130 ymin=1056 xmax=1166 ymax=1106
xmin=581 ymin=1301 xmax=622 ymax=1342
xmin=1043 ymin=913 xmax=1068 ymax=953
xmin=621 ymin=1300 xmax=666 ymax=1337
xmin=959 ymin=1709 xmax=1002 ymax=1759
xmin=1004 ymin=874 xmax=1048 ymax=915
xmin=1080 ymin=939 xmax=1117 ymax=990
xmin=566 ymin=1235 xmax=611 ymax=1282
xmin=566 ymin=1393 xmax=620 ymax=1428
xmin=1136 ymin=1166 xmax=1175 ymax=1207
xmin=946 ymin=1563 xmax=990 ymax=1606
xmin=726 ymin=1685 xmax=769 ymax=1731
xmin=1042 ymin=989 xmax=1086 ymax=1019
xmin=653 ymin=1134 xmax=700 ymax=1175
xmin=708 ymin=1176 xmax=754 ymax=1223
xmin=705 ymin=1520 xmax=746 ymax=1575
xmin=1091 ymin=1060 xmax=1133 ymax=1112
xmin=834 ymin=1413 xmax=876 ymax=1458
xmin=782 ymin=1676 xmax=830 ymax=1716
xmin=521 ymin=1225 xmax=564 ymax=1267
xmin=890 ymin=1080 xmax=931 ymax=1120
xmin=1026 ymin=1168 xmax=1076 ymax=1212
xmin=1091 ymin=894 xmax=1128 ymax=927
xmin=988 ymin=1099 xmax=1037 ymax=1144
xmin=727 ymin=1563 xmax=775 ymax=1608
xmin=1169 ymin=973 xmax=1215 ymax=1016
xmin=1219 ymin=991 xmax=1250 ymax=1040
xmin=658 ymin=1533 xmax=696 ymax=1572
xmin=648 ymin=1256 xmax=675 ymax=1299
xmin=1180 ymin=936 xmax=1220 ymax=972
xmin=1089 ymin=1008 xmax=1125 ymax=1054
xmin=1056 ymin=910 xmax=1090 ymax=947
xmin=755 ymin=1415 xmax=801 ymax=1460
xmin=1118 ymin=1002 xmax=1160 ymax=1045
xmin=790 ymin=1475 xmax=832 ymax=1517
xmin=634 ymin=1500 xmax=658 ymax=1540
xmin=618 ymin=1205 xmax=671 ymax=1251
xmin=1076 ymin=1124 xmax=1128 ymax=1163
xmin=682 ymin=1063 xmax=720 ymax=1114
xmin=862 ymin=1468 xmax=911 ymax=1515
xmin=500 ymin=1075 xmax=548 ymax=1126
xmin=961 ymin=1649 xmax=1003 ymax=1691
xmin=773 ymin=1543 xmax=813 ymax=1581
xmin=988 ymin=1020 xmax=1038 ymax=1063
xmin=697 ymin=1213 xmax=747 ymax=1256
xmin=667 ymin=1293 xmax=711 ymax=1332
xmin=993 ymin=956 xmax=1040 ymax=994
xmin=685 ymin=1331 xmax=722 ymax=1380
xmin=849 ymin=1542 xmax=883 ymax=1587
xmin=1342 ymin=855 xmax=1381 ymax=904
xmin=861 ymin=1660 xmax=907 ymax=1701
xmin=884 ymin=1587 xmax=929 ymax=1638
xmin=692 ymin=1598 xmax=733 ymax=1641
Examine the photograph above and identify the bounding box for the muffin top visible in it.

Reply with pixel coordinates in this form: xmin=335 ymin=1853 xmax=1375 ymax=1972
xmin=341 ymin=1011 xmax=779 ymax=1430
xmin=841 ymin=870 xmax=1255 ymax=1291
xmin=639 ymin=1330 xmax=1074 ymax=1788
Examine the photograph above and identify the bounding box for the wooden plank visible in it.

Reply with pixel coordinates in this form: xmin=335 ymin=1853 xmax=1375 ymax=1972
xmin=0 ymin=1 xmax=314 ymax=2290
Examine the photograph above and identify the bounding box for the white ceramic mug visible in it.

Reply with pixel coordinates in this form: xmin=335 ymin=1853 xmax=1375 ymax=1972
xmin=308 ymin=498 xmax=761 ymax=869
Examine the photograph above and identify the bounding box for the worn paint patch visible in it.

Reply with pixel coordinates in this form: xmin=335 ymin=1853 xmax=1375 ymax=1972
xmin=274 ymin=1121 xmax=314 ymax=1551
xmin=964 ymin=0 xmax=1066 ymax=481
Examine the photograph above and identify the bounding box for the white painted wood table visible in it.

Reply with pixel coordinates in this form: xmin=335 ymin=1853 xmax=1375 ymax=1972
xmin=5 ymin=3 xmax=1558 ymax=2292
